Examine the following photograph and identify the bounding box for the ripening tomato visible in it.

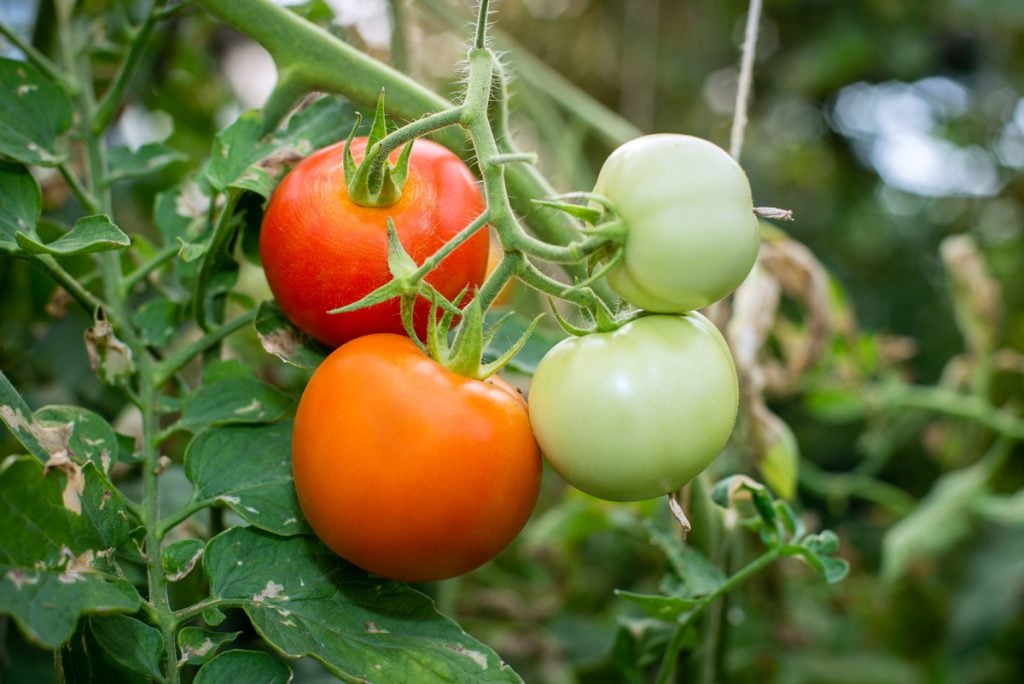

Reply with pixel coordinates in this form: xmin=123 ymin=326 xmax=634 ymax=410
xmin=260 ymin=137 xmax=489 ymax=347
xmin=594 ymin=134 xmax=760 ymax=313
xmin=292 ymin=333 xmax=541 ymax=582
xmin=527 ymin=313 xmax=738 ymax=501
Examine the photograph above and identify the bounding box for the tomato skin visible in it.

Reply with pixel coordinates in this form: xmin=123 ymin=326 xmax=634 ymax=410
xmin=594 ymin=134 xmax=759 ymax=312
xmin=260 ymin=137 xmax=489 ymax=347
xmin=291 ymin=334 xmax=541 ymax=582
xmin=527 ymin=313 xmax=738 ymax=501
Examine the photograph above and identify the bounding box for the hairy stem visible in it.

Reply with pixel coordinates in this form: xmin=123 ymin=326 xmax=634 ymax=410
xmin=153 ymin=310 xmax=258 ymax=387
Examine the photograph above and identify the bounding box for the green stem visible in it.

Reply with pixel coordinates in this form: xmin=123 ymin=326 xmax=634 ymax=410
xmin=258 ymin=67 xmax=309 ymax=134
xmin=172 ymin=598 xmax=249 ymax=626
xmin=31 ymin=254 xmax=105 ymax=315
xmin=476 ymin=251 xmax=525 ymax=312
xmin=191 ymin=0 xmax=588 ymax=269
xmin=654 ymin=549 xmax=780 ymax=684
xmin=417 ymin=0 xmax=640 ymax=147
xmin=140 ymin=372 xmax=180 ymax=683
xmin=92 ymin=0 xmax=166 ymax=134
xmin=120 ymin=243 xmax=178 ymax=297
xmin=157 ymin=497 xmax=216 ymax=539
xmin=799 ymin=460 xmax=916 ymax=515
xmin=0 ymin=21 xmax=76 ymax=93
xmin=153 ymin=310 xmax=257 ymax=386
xmin=876 ymin=385 xmax=1024 ymax=440
xmin=516 ymin=259 xmax=595 ymax=306
xmin=474 ymin=0 xmax=491 ymax=49
xmin=362 ymin=106 xmax=464 ymax=170
xmin=57 ymin=162 xmax=102 ymax=214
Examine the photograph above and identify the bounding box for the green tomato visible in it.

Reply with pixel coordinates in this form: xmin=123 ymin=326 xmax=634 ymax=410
xmin=594 ymin=134 xmax=760 ymax=312
xmin=527 ymin=313 xmax=738 ymax=501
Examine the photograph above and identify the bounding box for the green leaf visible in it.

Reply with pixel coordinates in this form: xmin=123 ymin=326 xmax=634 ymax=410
xmin=0 ymin=57 xmax=73 ymax=165
xmin=179 ymin=377 xmax=292 ymax=433
xmin=16 ymin=214 xmax=130 ymax=256
xmin=162 ymin=538 xmax=206 ymax=582
xmin=254 ymin=301 xmax=328 ymax=369
xmin=33 ymin=405 xmax=120 ymax=474
xmin=105 ymin=142 xmax=187 ymax=185
xmin=1 ymin=370 xmax=69 ymax=463
xmin=803 ymin=386 xmax=868 ymax=423
xmin=184 ymin=422 xmax=309 ymax=536
xmin=0 ymin=455 xmax=141 ymax=648
xmin=204 ymin=527 xmax=522 ymax=683
xmin=882 ymin=462 xmax=991 ymax=581
xmin=791 ymin=530 xmax=850 ymax=584
xmin=0 ymin=161 xmax=41 ymax=253
xmin=644 ymin=520 xmax=725 ymax=597
xmin=194 ymin=650 xmax=291 ymax=684
xmin=133 ymin=298 xmax=181 ymax=347
xmin=614 ymin=590 xmax=701 ymax=621
xmin=177 ymin=627 xmax=241 ymax=667
xmin=89 ymin=615 xmax=164 ymax=679
xmin=204 ymin=111 xmax=273 ymax=193
xmin=154 ymin=180 xmax=211 ymax=244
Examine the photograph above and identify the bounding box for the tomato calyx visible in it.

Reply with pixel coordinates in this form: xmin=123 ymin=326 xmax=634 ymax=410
xmin=344 ymin=90 xmax=414 ymax=208
xmin=427 ymin=291 xmax=543 ymax=380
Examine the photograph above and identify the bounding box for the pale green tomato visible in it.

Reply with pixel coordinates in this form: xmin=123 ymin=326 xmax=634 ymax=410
xmin=527 ymin=313 xmax=738 ymax=501
xmin=594 ymin=134 xmax=760 ymax=312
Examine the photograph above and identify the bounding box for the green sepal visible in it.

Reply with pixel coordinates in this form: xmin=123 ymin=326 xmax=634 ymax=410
xmin=385 ymin=217 xmax=417 ymax=280
xmin=346 ymin=90 xmax=411 ymax=208
xmin=342 ymin=112 xmax=363 ymax=184
xmin=445 ymin=296 xmax=485 ymax=378
xmin=532 ymin=198 xmax=603 ymax=224
xmin=549 ymin=301 xmax=593 ymax=337
xmin=478 ymin=313 xmax=544 ymax=380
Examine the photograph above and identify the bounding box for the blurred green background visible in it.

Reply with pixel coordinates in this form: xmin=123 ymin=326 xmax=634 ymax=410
xmin=1 ymin=1 xmax=1022 ymax=682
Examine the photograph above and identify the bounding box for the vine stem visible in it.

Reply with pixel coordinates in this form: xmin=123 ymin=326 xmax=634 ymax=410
xmin=153 ymin=309 xmax=258 ymax=386
xmin=654 ymin=548 xmax=780 ymax=684
xmin=729 ymin=0 xmax=763 ymax=160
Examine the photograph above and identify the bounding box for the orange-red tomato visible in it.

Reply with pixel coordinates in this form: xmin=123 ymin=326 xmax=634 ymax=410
xmin=291 ymin=334 xmax=542 ymax=582
xmin=260 ymin=137 xmax=489 ymax=347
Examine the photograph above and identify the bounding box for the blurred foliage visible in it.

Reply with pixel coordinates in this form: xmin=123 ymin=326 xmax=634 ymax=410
xmin=1 ymin=0 xmax=1022 ymax=683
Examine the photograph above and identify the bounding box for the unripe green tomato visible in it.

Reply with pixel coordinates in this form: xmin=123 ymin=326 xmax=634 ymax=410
xmin=594 ymin=134 xmax=760 ymax=312
xmin=527 ymin=313 xmax=738 ymax=501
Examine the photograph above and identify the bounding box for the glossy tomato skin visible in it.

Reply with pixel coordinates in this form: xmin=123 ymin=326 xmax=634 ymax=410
xmin=594 ymin=134 xmax=759 ymax=313
xmin=527 ymin=313 xmax=738 ymax=501
xmin=292 ymin=334 xmax=541 ymax=582
xmin=260 ymin=137 xmax=488 ymax=347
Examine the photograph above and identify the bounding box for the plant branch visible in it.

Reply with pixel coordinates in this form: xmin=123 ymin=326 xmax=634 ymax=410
xmin=119 ymin=243 xmax=178 ymax=297
xmin=57 ymin=162 xmax=102 ymax=214
xmin=153 ymin=309 xmax=257 ymax=386
xmin=875 ymin=384 xmax=1024 ymax=441
xmin=93 ymin=0 xmax=167 ymax=134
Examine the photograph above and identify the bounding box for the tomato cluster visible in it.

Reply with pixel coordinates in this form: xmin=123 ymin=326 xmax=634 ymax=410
xmin=263 ymin=131 xmax=756 ymax=582
xmin=528 ymin=134 xmax=757 ymax=501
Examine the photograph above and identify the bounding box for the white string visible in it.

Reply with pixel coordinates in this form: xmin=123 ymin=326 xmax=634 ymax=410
xmin=729 ymin=0 xmax=764 ymax=160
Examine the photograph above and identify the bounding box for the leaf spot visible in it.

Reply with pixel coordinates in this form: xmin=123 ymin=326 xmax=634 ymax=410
xmin=366 ymin=621 xmax=389 ymax=634
xmin=233 ymin=399 xmax=264 ymax=415
xmin=44 ymin=450 xmax=84 ymax=515
xmin=5 ymin=569 xmax=40 ymax=589
xmin=252 ymin=580 xmax=287 ymax=603
xmin=445 ymin=643 xmax=489 ymax=670
xmin=58 ymin=548 xmax=95 ymax=583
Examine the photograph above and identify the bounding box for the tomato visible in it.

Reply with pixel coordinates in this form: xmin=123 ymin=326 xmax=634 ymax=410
xmin=291 ymin=333 xmax=541 ymax=582
xmin=593 ymin=134 xmax=759 ymax=313
xmin=260 ymin=137 xmax=489 ymax=347
xmin=527 ymin=313 xmax=738 ymax=501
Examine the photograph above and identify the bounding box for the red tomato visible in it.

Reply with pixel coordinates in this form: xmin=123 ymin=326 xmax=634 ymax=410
xmin=260 ymin=137 xmax=489 ymax=347
xmin=291 ymin=333 xmax=542 ymax=582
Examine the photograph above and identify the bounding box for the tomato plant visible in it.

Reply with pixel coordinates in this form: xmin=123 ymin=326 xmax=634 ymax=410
xmin=260 ymin=136 xmax=489 ymax=347
xmin=291 ymin=333 xmax=542 ymax=582
xmin=527 ymin=313 xmax=739 ymax=501
xmin=594 ymin=134 xmax=760 ymax=313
